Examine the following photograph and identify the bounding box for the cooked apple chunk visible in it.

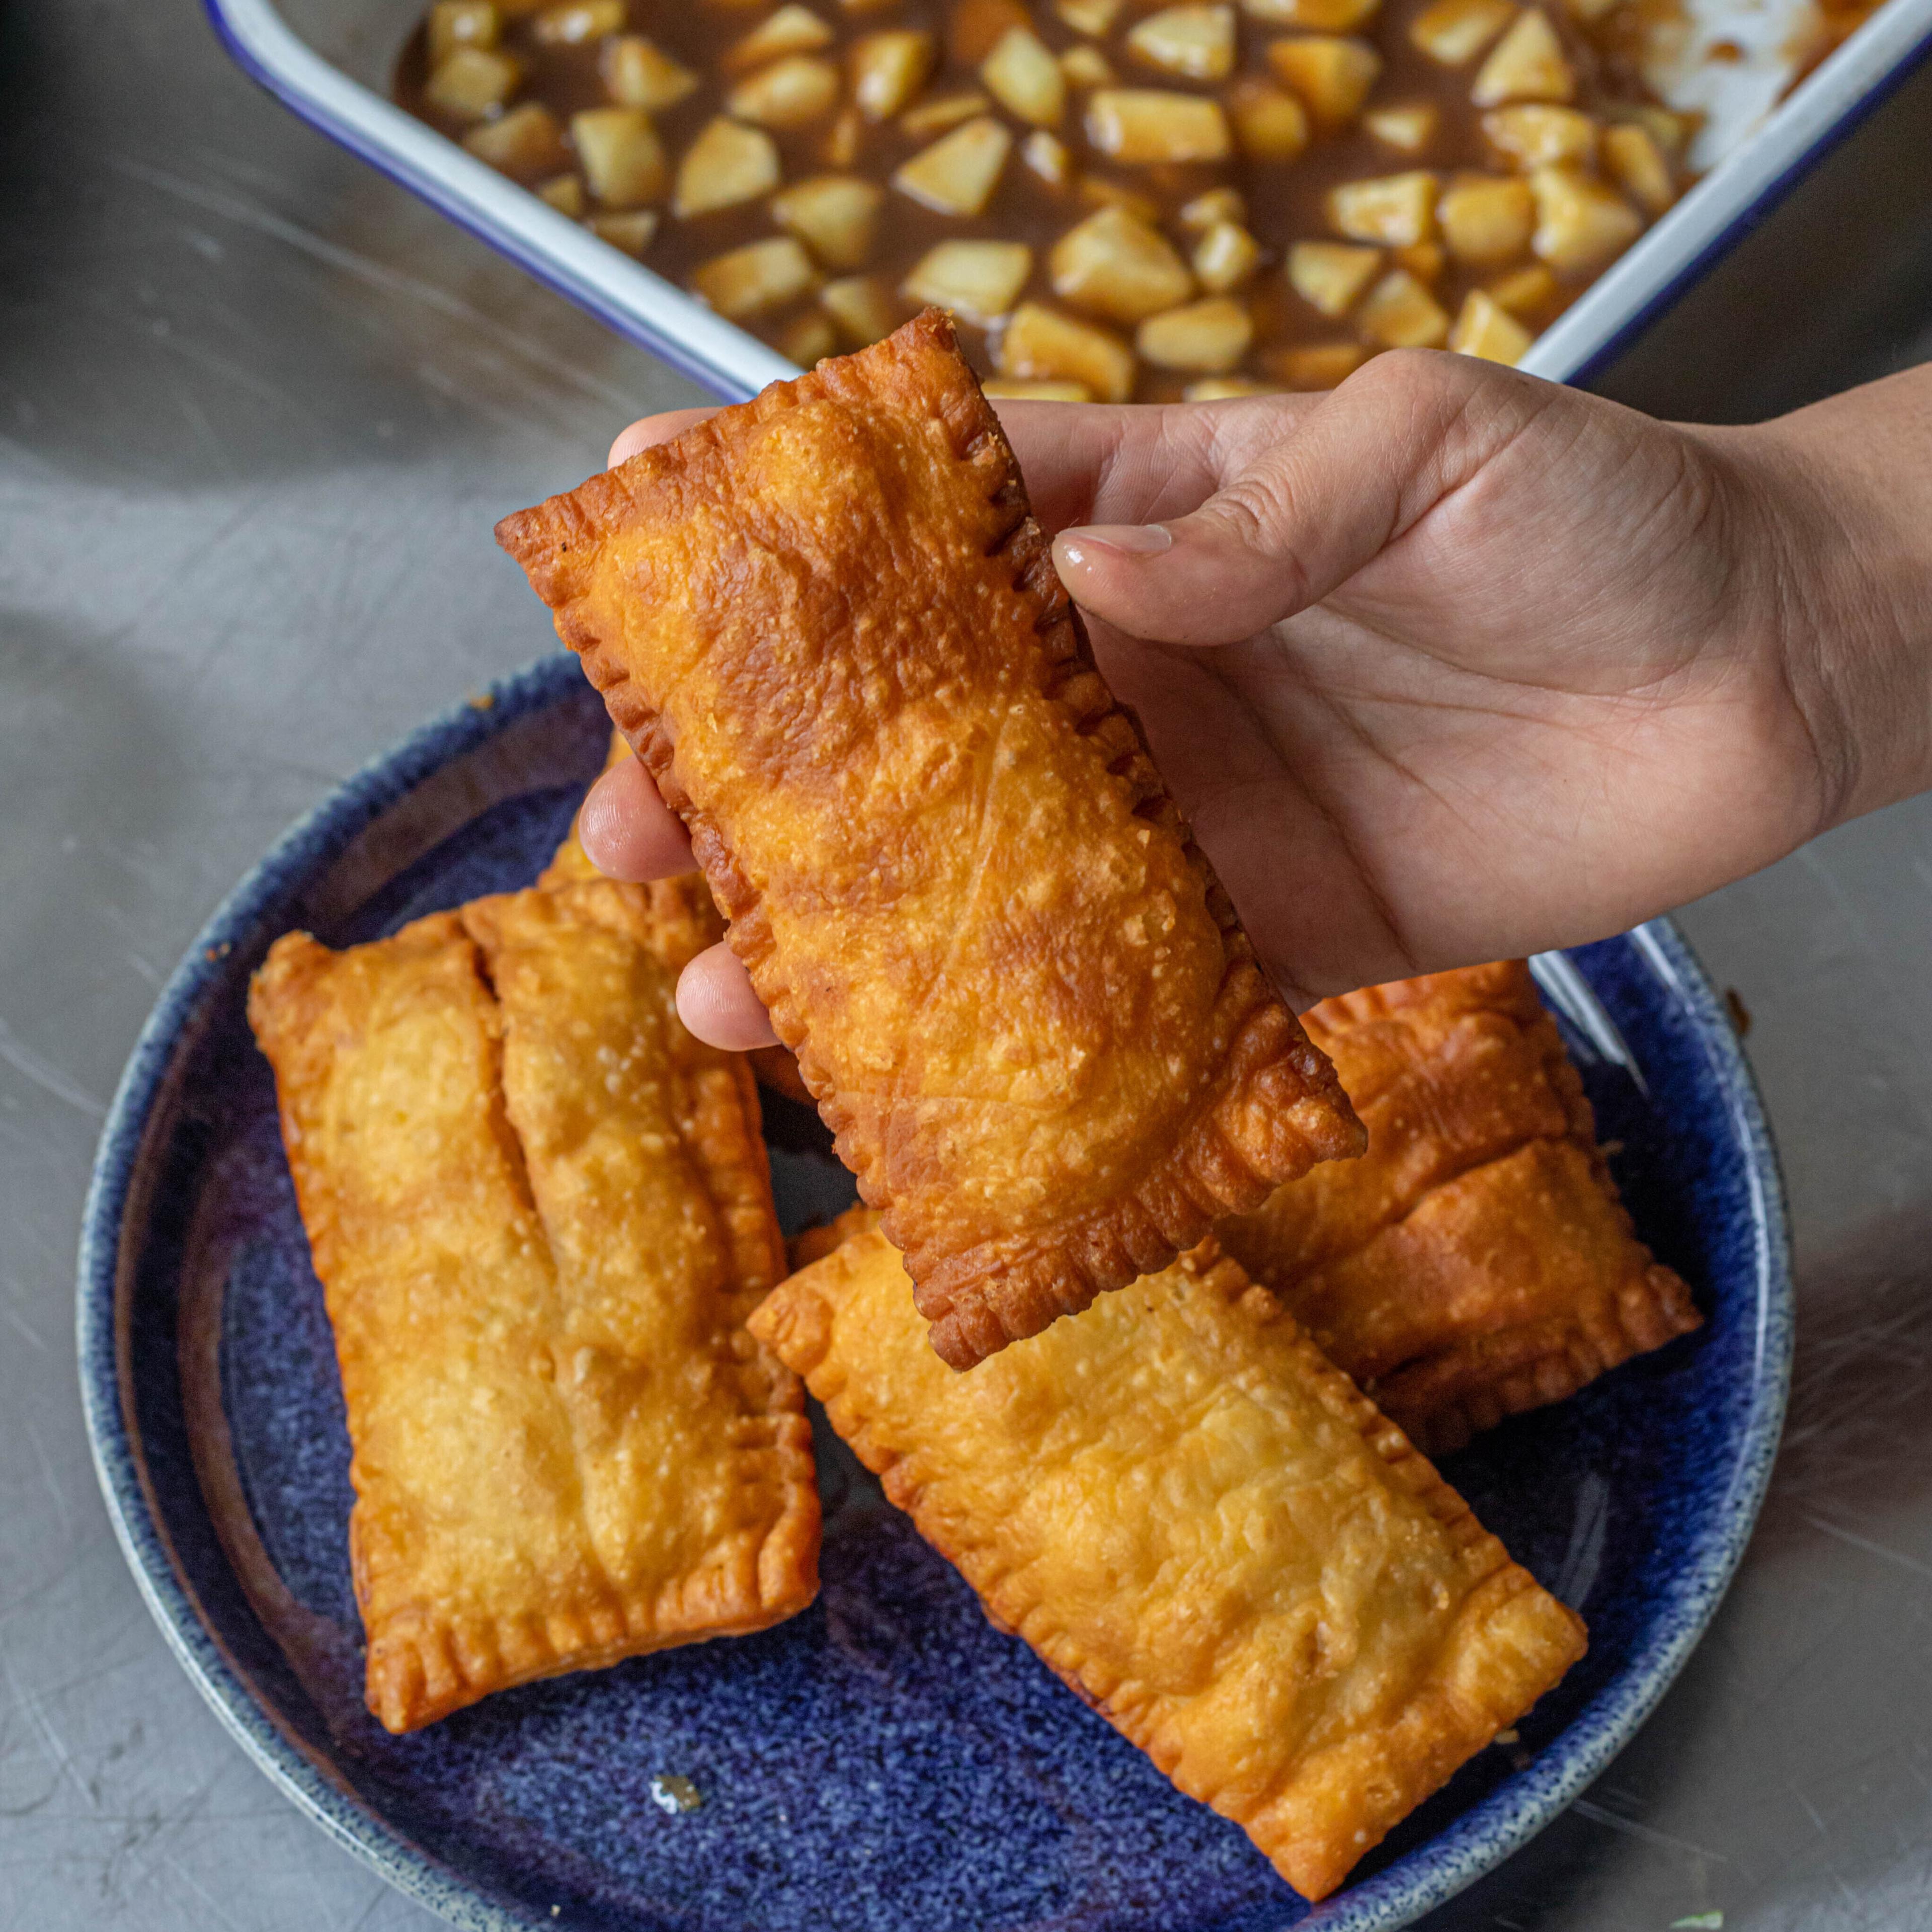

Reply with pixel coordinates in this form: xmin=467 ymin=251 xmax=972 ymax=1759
xmin=900 ymin=92 xmax=995 ymax=136
xmin=537 ymin=173 xmax=584 ymax=215
xmin=1193 ymin=220 xmax=1261 ymax=291
xmin=1060 ymin=44 xmax=1116 ymax=87
xmin=1395 ymin=238 xmax=1444 ymax=281
xmin=727 ymin=55 xmax=841 ymax=128
xmin=1472 ymin=11 xmax=1574 ymax=107
xmin=725 ymin=5 xmax=834 ymax=71
xmin=997 ymin=300 xmax=1136 ymax=400
xmin=902 ymin=238 xmax=1034 ymax=322
xmin=1486 ymin=261 xmax=1558 ymax=315
xmin=1182 ymin=376 xmax=1283 ymax=399
xmin=1482 ymin=103 xmax=1596 ymax=167
xmin=1447 ymin=287 xmax=1531 ymax=362
xmin=819 ymin=273 xmax=903 ymax=344
xmin=851 ymin=29 xmax=936 ymax=119
xmin=1266 ymin=37 xmax=1382 ymax=126
xmin=428 ymin=1 xmax=498 ymax=68
xmin=1356 ymin=267 xmax=1450 ymax=346
xmin=1287 ymin=239 xmax=1382 ymax=316
xmin=983 ymin=27 xmax=1067 ymax=126
xmin=588 ymin=208 xmax=658 ymax=253
xmin=1613 ymin=104 xmax=1688 ymax=156
xmin=1137 ymin=295 xmax=1253 ymax=371
xmin=824 ymin=107 xmax=863 ymax=165
xmin=1049 ymin=206 xmax=1194 ymax=323
xmin=1438 ymin=174 xmax=1534 ymax=264
xmin=1023 ymin=129 xmax=1074 ymax=185
xmin=778 ymin=309 xmax=839 ymax=364
xmin=672 ymin=117 xmax=781 ymax=217
xmin=1126 ymin=6 xmax=1238 ymax=82
xmin=1409 ymin=0 xmax=1515 ymax=65
xmin=984 ymin=376 xmax=1092 ymax=398
xmin=531 ymin=1 xmax=623 ymax=48
xmin=572 ymin=107 xmax=667 ymax=207
xmin=1243 ymin=0 xmax=1381 ymax=23
xmin=692 ymin=236 xmax=820 ymax=318
xmin=892 ymin=117 xmax=1012 ymax=214
xmin=1056 ymin=0 xmax=1124 ymax=32
xmin=1228 ymin=80 xmax=1309 ymax=160
xmin=1267 ymin=339 xmax=1368 ymax=386
xmin=426 ymin=46 xmax=521 ymax=120
xmin=1365 ymin=103 xmax=1438 ymax=152
xmin=463 ymin=102 xmax=569 ymax=175
xmin=1328 ymin=171 xmax=1437 ymax=246
xmin=1179 ymin=186 xmax=1245 ymax=231
xmin=1085 ymin=90 xmax=1232 ymax=163
xmin=602 ymin=35 xmax=697 ymax=110
xmin=1602 ymin=123 xmax=1674 ymax=214
xmin=1530 ymin=165 xmax=1640 ymax=272
xmin=771 ymin=174 xmax=883 ymax=269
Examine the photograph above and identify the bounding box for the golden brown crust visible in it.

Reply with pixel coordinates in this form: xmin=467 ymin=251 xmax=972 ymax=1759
xmin=499 ymin=310 xmax=1362 ymax=1368
xmin=248 ymin=886 xmax=817 ymax=1732
xmin=750 ymin=1228 xmax=1584 ymax=1901
xmin=1218 ymin=961 xmax=1701 ymax=1454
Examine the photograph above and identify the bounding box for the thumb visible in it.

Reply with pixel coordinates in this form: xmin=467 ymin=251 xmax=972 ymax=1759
xmin=1050 ymin=352 xmax=1552 ymax=647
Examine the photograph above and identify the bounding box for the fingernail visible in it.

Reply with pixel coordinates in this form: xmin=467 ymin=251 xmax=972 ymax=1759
xmin=1057 ymin=523 xmax=1173 ymax=569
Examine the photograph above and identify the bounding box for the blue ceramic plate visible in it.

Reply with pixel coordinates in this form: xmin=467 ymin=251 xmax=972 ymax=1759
xmin=78 ymin=655 xmax=1791 ymax=1932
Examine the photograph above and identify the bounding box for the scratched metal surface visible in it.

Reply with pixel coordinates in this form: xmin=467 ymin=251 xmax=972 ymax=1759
xmin=4 ymin=1 xmax=1931 ymax=1926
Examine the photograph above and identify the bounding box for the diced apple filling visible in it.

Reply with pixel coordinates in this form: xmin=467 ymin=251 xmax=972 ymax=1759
xmin=1049 ymin=206 xmax=1194 ymax=323
xmin=1287 ymin=240 xmax=1382 ymax=316
xmin=903 ymin=239 xmax=1034 ymax=322
xmin=997 ymin=301 xmax=1136 ymax=400
xmin=672 ymin=117 xmax=781 ymax=217
xmin=1447 ymin=288 xmax=1531 ymax=362
xmin=693 ymin=236 xmax=820 ymax=317
xmin=893 ymin=117 xmax=1012 ymax=215
xmin=1137 ymin=295 xmax=1253 ymax=372
xmin=1085 ymin=90 xmax=1232 ymax=163
xmin=771 ymin=174 xmax=884 ymax=270
xmin=1126 ymin=7 xmax=1238 ymax=83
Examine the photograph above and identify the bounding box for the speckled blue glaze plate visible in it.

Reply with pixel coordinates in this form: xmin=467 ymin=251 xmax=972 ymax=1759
xmin=78 ymin=654 xmax=1791 ymax=1932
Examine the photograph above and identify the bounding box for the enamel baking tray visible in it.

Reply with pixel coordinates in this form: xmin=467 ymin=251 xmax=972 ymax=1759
xmin=205 ymin=0 xmax=1932 ymax=399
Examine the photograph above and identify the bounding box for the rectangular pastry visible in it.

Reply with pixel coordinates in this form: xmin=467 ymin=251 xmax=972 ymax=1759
xmin=247 ymin=883 xmax=819 ymax=1731
xmin=749 ymin=1218 xmax=1586 ymax=1901
xmin=498 ymin=309 xmax=1363 ymax=1369
xmin=1218 ymin=962 xmax=1701 ymax=1454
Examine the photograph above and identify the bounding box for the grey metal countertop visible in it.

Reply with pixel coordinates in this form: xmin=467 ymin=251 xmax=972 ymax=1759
xmin=5 ymin=5 xmax=1931 ymax=1927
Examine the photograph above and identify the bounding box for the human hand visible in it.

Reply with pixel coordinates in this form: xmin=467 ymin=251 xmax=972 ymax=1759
xmin=578 ymin=352 xmax=1932 ymax=1044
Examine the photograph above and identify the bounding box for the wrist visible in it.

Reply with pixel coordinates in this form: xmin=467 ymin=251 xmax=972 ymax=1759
xmin=1702 ymin=387 xmax=1932 ymax=831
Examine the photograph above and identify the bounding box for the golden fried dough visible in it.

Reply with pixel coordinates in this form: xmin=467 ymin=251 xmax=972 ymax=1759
xmin=750 ymin=1224 xmax=1585 ymax=1900
xmin=1219 ymin=962 xmax=1701 ymax=1453
xmin=247 ymin=886 xmax=817 ymax=1731
xmin=499 ymin=309 xmax=1362 ymax=1368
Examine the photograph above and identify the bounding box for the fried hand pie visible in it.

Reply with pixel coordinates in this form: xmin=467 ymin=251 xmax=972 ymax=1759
xmin=1219 ymin=962 xmax=1701 ymax=1454
xmin=247 ymin=884 xmax=818 ymax=1731
xmin=498 ymin=309 xmax=1363 ymax=1370
xmin=749 ymin=1221 xmax=1585 ymax=1901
